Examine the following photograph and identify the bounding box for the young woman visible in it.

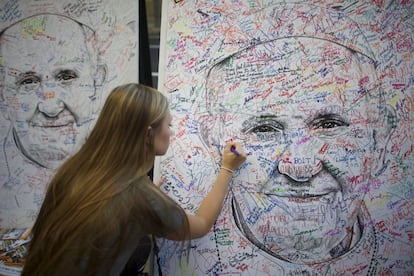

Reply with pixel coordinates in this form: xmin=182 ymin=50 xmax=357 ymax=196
xmin=22 ymin=83 xmax=246 ymax=275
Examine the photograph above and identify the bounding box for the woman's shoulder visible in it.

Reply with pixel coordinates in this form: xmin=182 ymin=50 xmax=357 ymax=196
xmin=147 ymin=184 xmax=185 ymax=232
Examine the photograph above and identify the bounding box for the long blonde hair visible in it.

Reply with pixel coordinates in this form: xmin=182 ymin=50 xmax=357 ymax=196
xmin=22 ymin=83 xmax=189 ymax=275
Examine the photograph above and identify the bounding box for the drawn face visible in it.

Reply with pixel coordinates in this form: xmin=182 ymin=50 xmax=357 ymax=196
xmin=206 ymin=37 xmax=378 ymax=263
xmin=1 ymin=15 xmax=99 ymax=169
xmin=154 ymin=109 xmax=173 ymax=156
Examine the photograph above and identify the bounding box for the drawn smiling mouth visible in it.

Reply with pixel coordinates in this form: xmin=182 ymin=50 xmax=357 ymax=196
xmin=28 ymin=108 xmax=78 ymax=128
xmin=259 ymin=179 xmax=341 ymax=201
xmin=29 ymin=114 xmax=76 ymax=127
xmin=261 ymin=192 xmax=336 ymax=204
xmin=256 ymin=164 xmax=342 ymax=200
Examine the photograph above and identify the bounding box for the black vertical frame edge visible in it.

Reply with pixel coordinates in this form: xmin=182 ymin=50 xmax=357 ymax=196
xmin=139 ymin=0 xmax=155 ymax=180
xmin=139 ymin=0 xmax=153 ymax=88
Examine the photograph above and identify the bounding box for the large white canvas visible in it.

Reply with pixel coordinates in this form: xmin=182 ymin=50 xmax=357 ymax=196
xmin=156 ymin=0 xmax=413 ymax=275
xmin=0 ymin=0 xmax=138 ymax=229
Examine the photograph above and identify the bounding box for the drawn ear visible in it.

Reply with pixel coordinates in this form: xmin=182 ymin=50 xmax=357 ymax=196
xmin=88 ymin=63 xmax=108 ymax=114
xmin=94 ymin=63 xmax=107 ymax=86
xmin=199 ymin=114 xmax=221 ymax=166
xmin=0 ymin=82 xmax=10 ymax=121
xmin=372 ymin=104 xmax=398 ymax=175
xmin=0 ymin=98 xmax=12 ymax=121
xmin=199 ymin=115 xmax=212 ymax=148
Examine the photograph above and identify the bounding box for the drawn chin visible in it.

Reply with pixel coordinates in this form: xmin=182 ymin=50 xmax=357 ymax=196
xmin=27 ymin=148 xmax=71 ymax=169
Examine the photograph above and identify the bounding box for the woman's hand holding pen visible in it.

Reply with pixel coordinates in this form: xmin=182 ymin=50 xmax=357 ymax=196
xmin=221 ymin=142 xmax=246 ymax=174
xmin=176 ymin=142 xmax=246 ymax=239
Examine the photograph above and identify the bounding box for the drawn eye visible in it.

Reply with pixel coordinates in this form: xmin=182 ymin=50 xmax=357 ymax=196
xmin=242 ymin=117 xmax=284 ymax=142
xmin=310 ymin=114 xmax=349 ymax=136
xmin=16 ymin=74 xmax=41 ymax=87
xmin=311 ymin=116 xmax=348 ymax=129
xmin=55 ymin=70 xmax=78 ymax=84
xmin=246 ymin=124 xmax=282 ymax=133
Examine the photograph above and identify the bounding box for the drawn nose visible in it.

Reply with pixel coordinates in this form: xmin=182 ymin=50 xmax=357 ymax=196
xmin=38 ymin=91 xmax=65 ymax=117
xmin=277 ymin=134 xmax=322 ymax=182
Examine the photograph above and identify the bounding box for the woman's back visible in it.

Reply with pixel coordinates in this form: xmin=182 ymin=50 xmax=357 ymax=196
xmin=23 ymin=175 xmax=184 ymax=275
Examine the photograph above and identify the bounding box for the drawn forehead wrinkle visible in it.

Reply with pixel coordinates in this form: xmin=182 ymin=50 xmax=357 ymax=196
xmin=17 ymin=71 xmax=38 ymax=78
xmin=52 ymin=67 xmax=80 ymax=76
xmin=245 ymin=114 xmax=284 ymax=120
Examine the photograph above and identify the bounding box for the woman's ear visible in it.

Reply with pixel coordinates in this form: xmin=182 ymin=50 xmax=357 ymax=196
xmin=146 ymin=126 xmax=153 ymax=145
